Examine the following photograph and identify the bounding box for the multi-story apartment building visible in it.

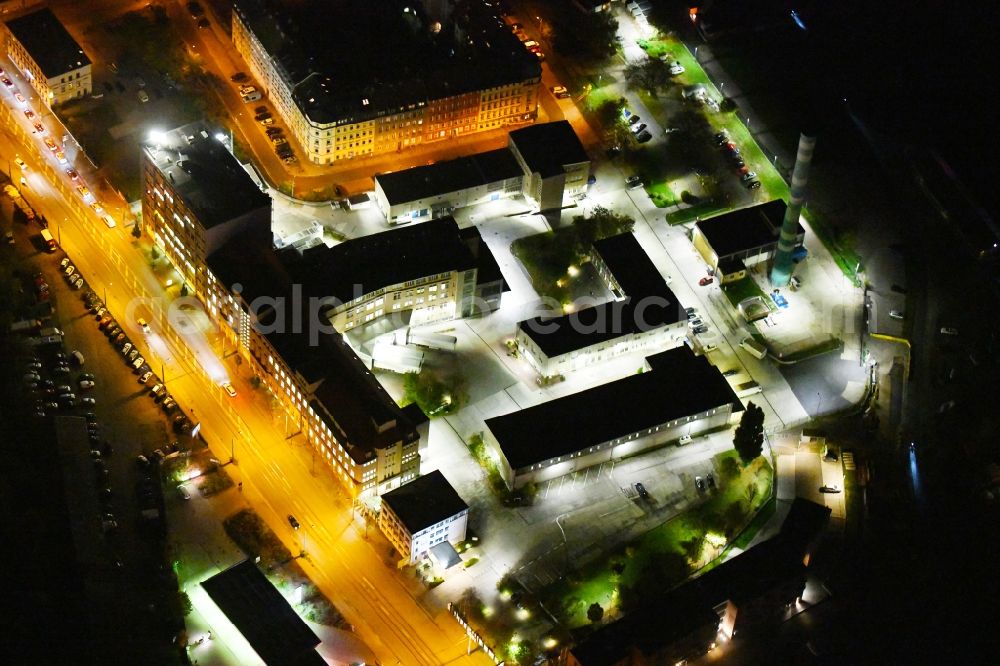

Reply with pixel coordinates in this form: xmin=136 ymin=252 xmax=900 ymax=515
xmin=2 ymin=7 xmax=91 ymax=107
xmin=378 ymin=470 xmax=469 ymax=565
xmin=140 ymin=122 xmax=272 ymax=303
xmin=231 ymin=0 xmax=541 ymax=165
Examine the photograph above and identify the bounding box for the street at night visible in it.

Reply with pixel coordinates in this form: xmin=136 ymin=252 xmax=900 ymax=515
xmin=1 ymin=1 xmax=997 ymax=665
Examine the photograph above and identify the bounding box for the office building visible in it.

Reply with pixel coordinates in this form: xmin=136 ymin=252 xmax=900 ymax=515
xmin=2 ymin=7 xmax=91 ymax=106
xmin=484 ymin=346 xmax=743 ymax=490
xmin=515 ymin=232 xmax=687 ymax=378
xmin=373 ymin=121 xmax=591 ymax=224
xmin=141 ymin=122 xmax=271 ymax=304
xmin=508 ymin=120 xmax=590 ymax=210
xmin=692 ymin=200 xmax=804 ymax=282
xmin=378 ymin=470 xmax=469 ymax=565
xmin=373 ymin=149 xmax=524 ymax=225
xmin=232 ymin=0 xmax=540 ymax=165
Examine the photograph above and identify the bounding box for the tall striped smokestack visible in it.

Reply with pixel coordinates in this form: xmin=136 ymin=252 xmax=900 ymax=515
xmin=770 ymin=133 xmax=816 ymax=286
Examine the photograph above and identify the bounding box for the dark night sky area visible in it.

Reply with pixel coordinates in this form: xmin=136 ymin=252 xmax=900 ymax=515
xmin=795 ymin=0 xmax=997 ymax=213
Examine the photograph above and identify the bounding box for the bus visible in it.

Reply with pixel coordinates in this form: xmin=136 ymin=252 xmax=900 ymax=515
xmin=39 ymin=229 xmax=57 ymax=252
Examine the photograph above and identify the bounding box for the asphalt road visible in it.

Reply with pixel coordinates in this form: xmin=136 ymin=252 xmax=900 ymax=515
xmin=1 ymin=82 xmax=491 ymax=666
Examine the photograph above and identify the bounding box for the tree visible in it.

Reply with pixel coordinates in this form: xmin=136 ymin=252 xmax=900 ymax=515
xmin=552 ymin=11 xmax=618 ymax=65
xmin=587 ymin=602 xmax=604 ymax=624
xmin=623 ymin=59 xmax=673 ymax=93
xmin=131 ymin=223 xmax=141 ymax=239
xmin=571 ymin=206 xmax=634 ymax=250
xmin=733 ymin=402 xmax=765 ymax=464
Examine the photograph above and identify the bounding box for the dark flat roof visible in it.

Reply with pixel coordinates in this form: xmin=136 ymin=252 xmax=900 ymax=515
xmin=509 ymin=121 xmax=589 ymax=178
xmin=592 ymin=232 xmax=671 ymax=299
xmin=570 ymin=500 xmax=829 ymax=664
xmin=381 ymin=470 xmax=468 ymax=534
xmin=235 ymin=0 xmax=539 ymax=125
xmin=207 ymin=242 xmax=422 ymax=464
xmin=520 ymin=232 xmax=682 ymax=358
xmin=486 ymin=346 xmax=742 ymax=470
xmin=202 ymin=560 xmax=325 ymax=666
xmin=695 ymin=199 xmax=790 ymax=258
xmin=143 ymin=122 xmax=270 ymax=229
xmin=5 ymin=8 xmax=89 ymax=78
xmin=519 ymin=298 xmax=679 ymax=358
xmin=282 ymin=217 xmax=479 ymax=305
xmin=376 ymin=148 xmax=523 ymax=205
xmin=571 ymin=600 xmax=718 ymax=666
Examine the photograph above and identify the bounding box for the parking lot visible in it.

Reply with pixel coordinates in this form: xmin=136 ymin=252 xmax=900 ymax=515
xmin=2 ymin=195 xmax=201 ymax=658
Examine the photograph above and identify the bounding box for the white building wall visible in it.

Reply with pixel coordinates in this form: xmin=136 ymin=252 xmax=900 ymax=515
xmin=408 ymin=509 xmax=469 ymax=564
xmin=515 ymin=319 xmax=689 ymax=377
xmin=486 ymin=405 xmax=736 ymax=490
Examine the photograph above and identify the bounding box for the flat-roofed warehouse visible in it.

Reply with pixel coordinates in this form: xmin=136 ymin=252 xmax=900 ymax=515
xmin=484 ymin=346 xmax=743 ymax=489
xmin=374 ymin=149 xmax=524 ymax=225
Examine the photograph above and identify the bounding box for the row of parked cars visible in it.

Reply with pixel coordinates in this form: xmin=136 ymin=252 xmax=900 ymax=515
xmin=231 ymin=72 xmax=297 ymax=165
xmin=83 ymin=290 xmax=193 ymax=434
xmin=713 ymin=130 xmax=761 ymax=190
xmin=24 ymin=352 xmax=97 ymax=416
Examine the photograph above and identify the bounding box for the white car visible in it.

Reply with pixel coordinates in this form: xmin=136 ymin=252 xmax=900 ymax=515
xmin=14 ymin=156 xmax=27 ymax=171
xmin=668 ymin=62 xmax=685 ymax=76
xmin=940 ymin=327 xmax=959 ymax=336
xmin=79 ymin=380 xmax=95 ymax=390
xmin=223 ymin=382 xmax=237 ymax=398
xmin=138 ymin=318 xmax=150 ymax=333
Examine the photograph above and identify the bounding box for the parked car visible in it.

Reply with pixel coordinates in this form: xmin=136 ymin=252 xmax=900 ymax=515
xmin=634 ymin=482 xmax=649 ymax=499
xmin=699 ymin=276 xmax=714 ymax=286
xmin=625 ymin=175 xmax=643 ymax=189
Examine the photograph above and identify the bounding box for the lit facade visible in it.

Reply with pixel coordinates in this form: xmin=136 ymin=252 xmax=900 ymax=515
xmin=484 ymin=347 xmax=743 ymax=490
xmin=140 ymin=122 xmax=271 ymax=302
xmin=2 ymin=7 xmax=91 ymax=107
xmin=231 ymin=0 xmax=540 ymax=165
xmin=516 ymin=232 xmax=687 ymax=378
xmin=378 ymin=470 xmax=469 ymax=565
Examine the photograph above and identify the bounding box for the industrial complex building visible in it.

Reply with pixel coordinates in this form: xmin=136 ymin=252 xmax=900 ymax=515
xmin=378 ymin=470 xmax=469 ymax=566
xmin=373 ymin=120 xmax=591 ymax=225
xmin=484 ymin=346 xmax=743 ymax=490
xmin=2 ymin=7 xmax=91 ymax=107
xmin=232 ymin=0 xmax=541 ymax=165
xmin=692 ymin=200 xmax=804 ymax=283
xmin=515 ymin=232 xmax=687 ymax=378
